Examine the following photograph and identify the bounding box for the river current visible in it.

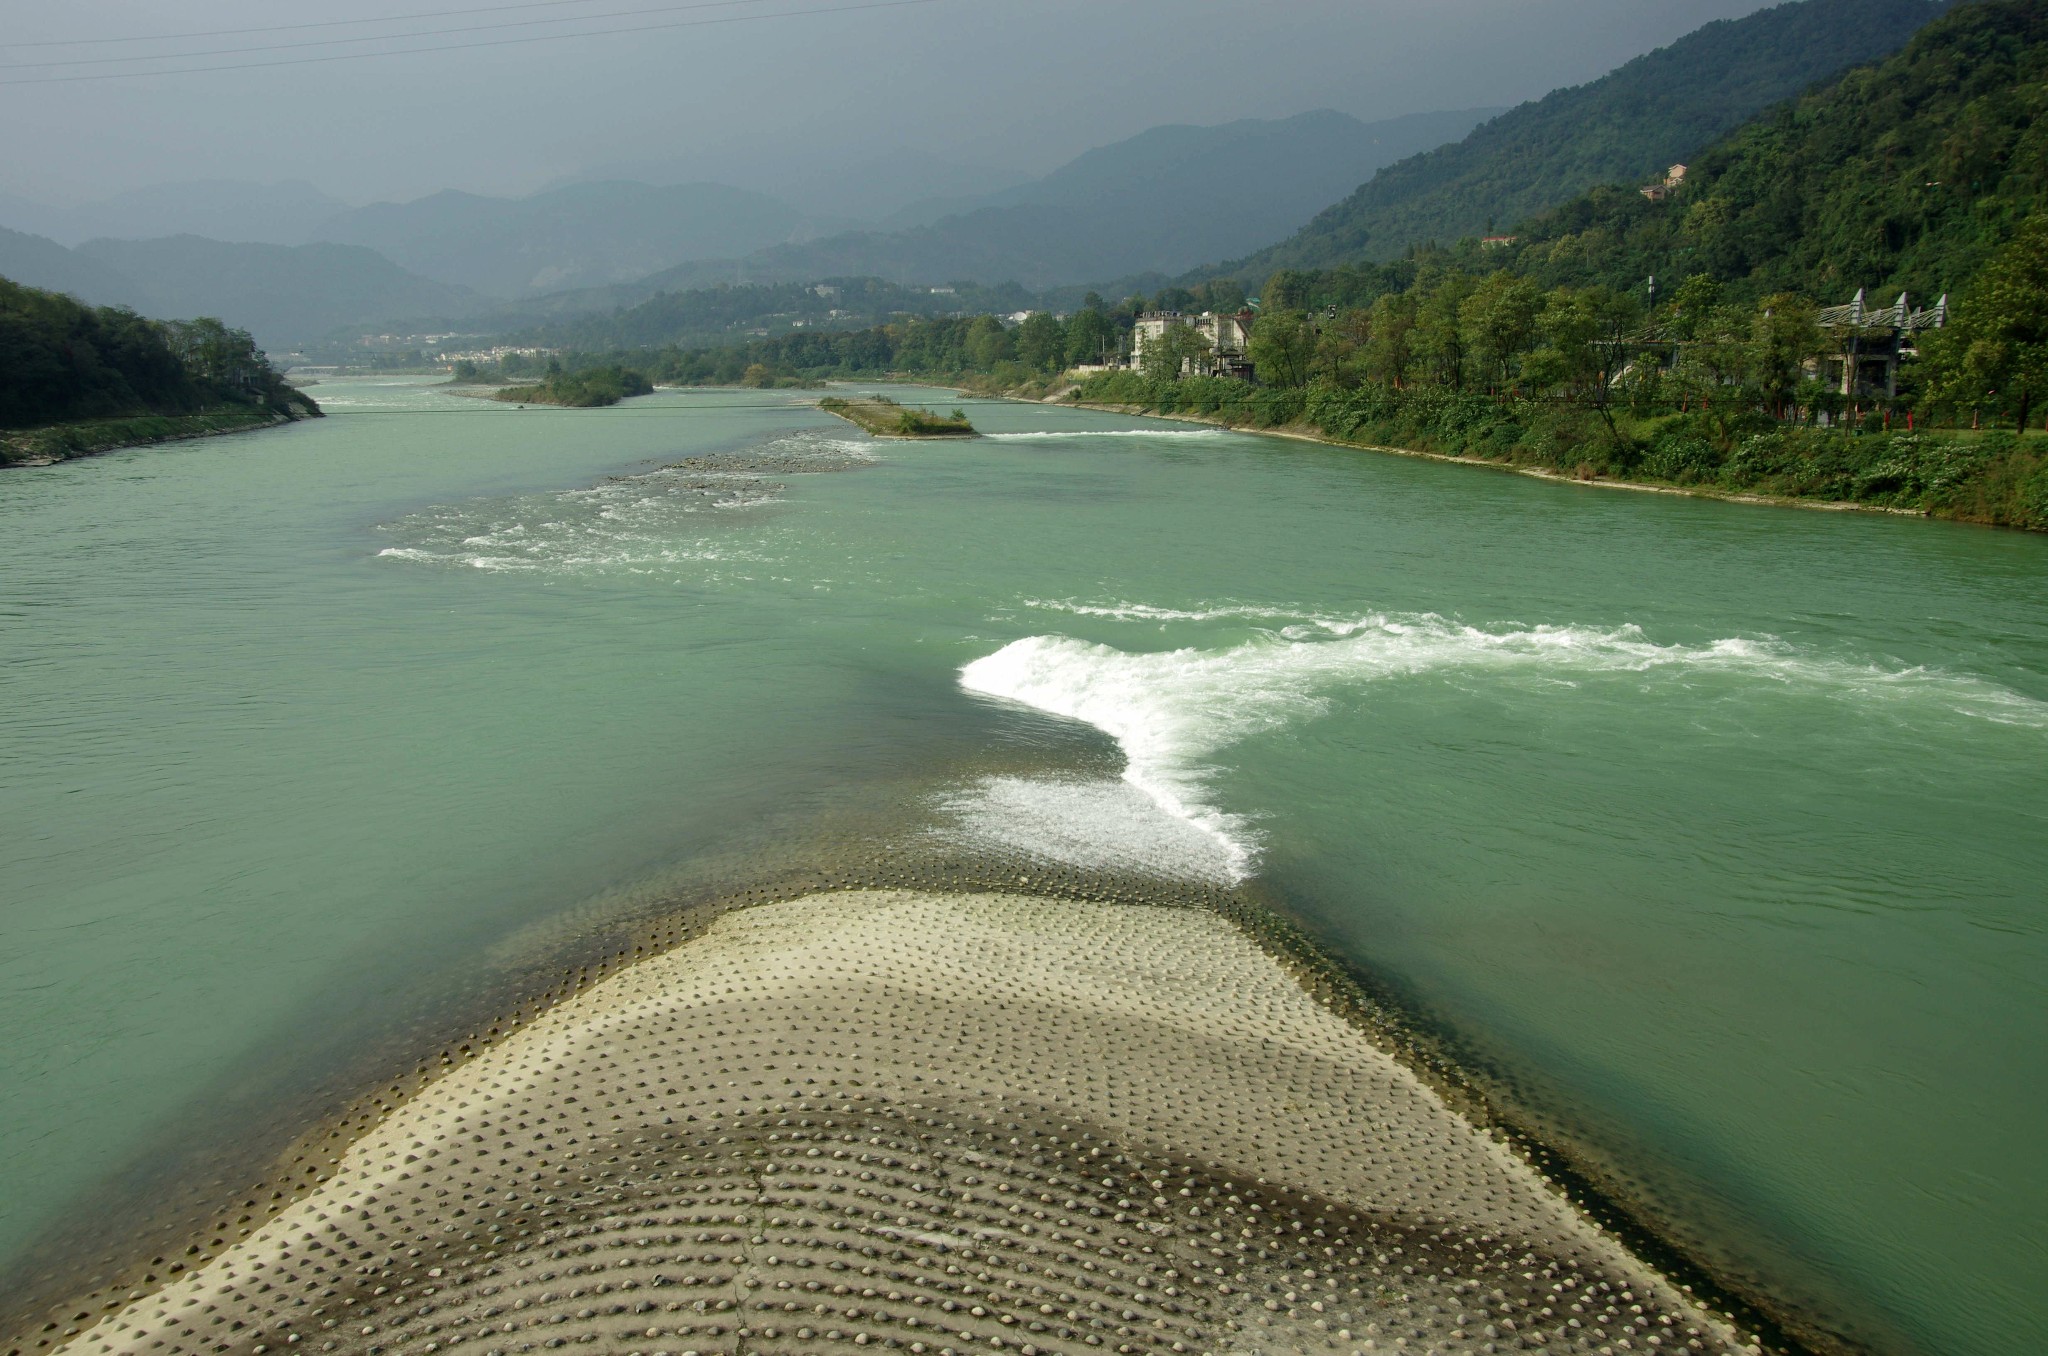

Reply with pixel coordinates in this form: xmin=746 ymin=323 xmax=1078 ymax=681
xmin=1 ymin=379 xmax=2042 ymax=1353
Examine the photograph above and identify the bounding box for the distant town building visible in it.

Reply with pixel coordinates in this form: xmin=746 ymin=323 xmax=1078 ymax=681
xmin=1480 ymin=234 xmax=1519 ymax=249
xmin=1639 ymin=164 xmax=1689 ymax=201
xmin=1129 ymin=310 xmax=1257 ymax=378
xmin=1811 ymin=289 xmax=1948 ymax=399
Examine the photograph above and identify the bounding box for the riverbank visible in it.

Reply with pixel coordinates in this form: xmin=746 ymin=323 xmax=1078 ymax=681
xmin=1067 ymin=399 xmax=1953 ymax=521
xmin=0 ymin=404 xmax=318 ymax=468
xmin=38 ymin=890 xmax=1761 ymax=1356
xmin=1061 ymin=373 xmax=2048 ymax=533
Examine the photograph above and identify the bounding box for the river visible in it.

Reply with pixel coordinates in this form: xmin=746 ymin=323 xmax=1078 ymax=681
xmin=1 ymin=378 xmax=2042 ymax=1354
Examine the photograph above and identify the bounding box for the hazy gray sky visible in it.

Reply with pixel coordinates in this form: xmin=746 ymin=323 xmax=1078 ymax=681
xmin=1 ymin=0 xmax=1780 ymax=207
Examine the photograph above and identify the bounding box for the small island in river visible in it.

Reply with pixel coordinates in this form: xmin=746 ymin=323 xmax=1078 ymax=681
xmin=820 ymin=394 xmax=977 ymax=437
xmin=492 ymin=365 xmax=654 ymax=408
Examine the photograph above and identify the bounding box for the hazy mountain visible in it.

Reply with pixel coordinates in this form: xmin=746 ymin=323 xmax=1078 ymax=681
xmin=0 ymin=226 xmax=139 ymax=304
xmin=70 ymin=236 xmax=485 ymax=348
xmin=313 ymin=181 xmax=823 ymax=298
xmin=557 ymin=147 xmax=1028 ymax=224
xmin=1219 ymin=0 xmax=1948 ymax=277
xmin=0 ymin=181 xmax=351 ymax=247
xmin=585 ymin=108 xmax=1496 ymax=294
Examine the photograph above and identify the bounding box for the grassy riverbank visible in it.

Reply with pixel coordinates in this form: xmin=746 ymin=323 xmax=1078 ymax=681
xmin=0 ymin=404 xmax=315 ymax=468
xmin=820 ymin=393 xmax=976 ymax=437
xmin=1073 ymin=370 xmax=2048 ymax=531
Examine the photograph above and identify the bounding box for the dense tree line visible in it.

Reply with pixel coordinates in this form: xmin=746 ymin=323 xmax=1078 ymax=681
xmin=525 ymin=277 xmax=1040 ymax=354
xmin=0 ymin=276 xmax=305 ymax=430
xmin=496 ymin=362 xmax=654 ymax=408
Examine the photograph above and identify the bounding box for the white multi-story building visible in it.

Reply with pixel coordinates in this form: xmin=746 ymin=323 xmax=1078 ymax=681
xmin=1130 ymin=310 xmax=1257 ymax=378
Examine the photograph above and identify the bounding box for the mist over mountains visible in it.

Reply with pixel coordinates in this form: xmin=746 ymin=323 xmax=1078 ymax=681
xmin=625 ymin=109 xmax=1498 ymax=293
xmin=0 ymin=108 xmax=1490 ymax=345
xmin=0 ymin=180 xmax=350 ymax=248
xmin=312 ymin=181 xmax=833 ymax=299
xmin=0 ymin=0 xmax=1952 ymax=351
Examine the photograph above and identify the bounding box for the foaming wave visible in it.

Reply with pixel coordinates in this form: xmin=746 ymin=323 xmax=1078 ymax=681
xmin=930 ymin=776 xmax=1240 ymax=885
xmin=375 ymin=464 xmax=779 ymax=575
xmin=1025 ymin=598 xmax=1320 ymax=624
xmin=981 ymin=429 xmax=1225 ymax=441
xmin=960 ymin=612 xmax=2048 ymax=880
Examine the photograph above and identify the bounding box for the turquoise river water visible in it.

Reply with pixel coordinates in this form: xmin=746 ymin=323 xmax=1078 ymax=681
xmin=1 ymin=380 xmax=2043 ymax=1354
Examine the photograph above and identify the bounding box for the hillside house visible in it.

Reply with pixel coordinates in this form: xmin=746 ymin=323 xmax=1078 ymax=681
xmin=1812 ymin=289 xmax=1947 ymax=399
xmin=1130 ymin=310 xmax=1257 ymax=378
xmin=1639 ymin=164 xmax=1688 ymax=201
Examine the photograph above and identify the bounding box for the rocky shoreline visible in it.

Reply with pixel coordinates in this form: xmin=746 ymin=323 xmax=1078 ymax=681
xmin=0 ymin=404 xmax=319 ymax=469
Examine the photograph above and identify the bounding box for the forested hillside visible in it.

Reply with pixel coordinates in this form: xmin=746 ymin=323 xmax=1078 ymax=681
xmin=1221 ymin=0 xmax=1945 ymax=276
xmin=1492 ymin=0 xmax=2047 ymax=302
xmin=0 ymin=276 xmax=316 ymax=462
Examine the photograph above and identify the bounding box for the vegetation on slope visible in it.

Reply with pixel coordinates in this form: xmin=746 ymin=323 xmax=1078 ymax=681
xmin=1486 ymin=0 xmax=2048 ymax=302
xmin=0 ymin=275 xmax=317 ymax=465
xmin=1220 ymin=0 xmax=1945 ymax=276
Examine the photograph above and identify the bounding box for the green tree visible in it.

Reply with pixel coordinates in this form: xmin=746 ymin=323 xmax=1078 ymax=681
xmin=1667 ymin=274 xmax=1723 ymax=342
xmin=1748 ymin=294 xmax=1823 ymax=414
xmin=1064 ymin=308 xmax=1118 ymax=367
xmin=1247 ymin=310 xmax=1315 ymax=388
xmin=1530 ymin=285 xmax=1643 ymax=439
xmin=966 ymin=315 xmax=1015 ymax=371
xmin=1458 ymin=272 xmax=1544 ymax=391
xmin=1922 ymin=214 xmax=2048 ymax=430
xmin=1413 ymin=275 xmax=1474 ymax=390
xmin=1362 ymin=292 xmax=1418 ymax=389
xmin=1261 ymin=271 xmax=1316 ymax=313
xmin=1016 ymin=312 xmax=1068 ymax=373
xmin=1314 ymin=308 xmax=1373 ymax=386
xmin=1142 ymin=321 xmax=1213 ymax=381
xmin=1675 ymin=303 xmax=1760 ymax=445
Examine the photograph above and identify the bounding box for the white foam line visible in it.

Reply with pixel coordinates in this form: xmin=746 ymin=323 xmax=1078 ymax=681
xmin=1024 ymin=598 xmax=1313 ymax=624
xmin=960 ymin=612 xmax=2048 ymax=881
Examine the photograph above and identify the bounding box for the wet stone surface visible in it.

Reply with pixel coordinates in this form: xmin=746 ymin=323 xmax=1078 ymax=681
xmin=39 ymin=894 xmax=1760 ymax=1356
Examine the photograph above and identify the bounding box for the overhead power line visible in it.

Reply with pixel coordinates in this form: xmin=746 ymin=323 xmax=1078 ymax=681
xmin=0 ymin=0 xmax=954 ymax=85
xmin=0 ymin=0 xmax=784 ymax=70
xmin=5 ymin=0 xmax=628 ymax=48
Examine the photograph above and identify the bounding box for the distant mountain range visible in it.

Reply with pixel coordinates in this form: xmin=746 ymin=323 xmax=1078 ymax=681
xmin=0 ymin=181 xmax=350 ymax=248
xmin=620 ymin=109 xmax=1496 ymax=293
xmin=0 ymin=0 xmax=1957 ymax=352
xmin=0 ymin=227 xmax=482 ymax=348
xmin=311 ymin=181 xmax=836 ymax=299
xmin=1215 ymin=0 xmax=1948 ymax=280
